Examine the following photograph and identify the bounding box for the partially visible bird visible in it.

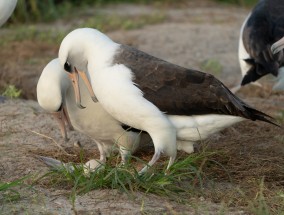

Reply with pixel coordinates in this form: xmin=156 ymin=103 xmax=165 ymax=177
xmin=58 ymin=28 xmax=278 ymax=174
xmin=271 ymin=37 xmax=284 ymax=90
xmin=37 ymin=58 xmax=146 ymax=173
xmin=0 ymin=0 xmax=17 ymax=27
xmin=271 ymin=36 xmax=284 ymax=54
xmin=235 ymin=0 xmax=284 ymax=92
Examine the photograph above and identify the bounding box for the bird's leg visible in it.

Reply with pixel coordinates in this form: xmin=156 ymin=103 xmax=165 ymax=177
xmin=120 ymin=146 xmax=131 ymax=165
xmin=165 ymin=155 xmax=176 ymax=175
xmin=83 ymin=142 xmax=106 ymax=176
xmin=97 ymin=142 xmax=107 ymax=163
xmin=139 ymin=124 xmax=176 ymax=175
xmin=118 ymin=131 xmax=141 ymax=165
xmin=138 ymin=150 xmax=161 ymax=175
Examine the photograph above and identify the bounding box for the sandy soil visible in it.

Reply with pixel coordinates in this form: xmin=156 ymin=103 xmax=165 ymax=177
xmin=0 ymin=2 xmax=283 ymax=214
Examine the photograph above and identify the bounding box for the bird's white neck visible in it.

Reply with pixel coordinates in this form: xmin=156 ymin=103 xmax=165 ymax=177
xmin=85 ymin=40 xmax=120 ymax=71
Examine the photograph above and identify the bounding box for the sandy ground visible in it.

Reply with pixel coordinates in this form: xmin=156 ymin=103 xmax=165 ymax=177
xmin=0 ymin=2 xmax=283 ymax=214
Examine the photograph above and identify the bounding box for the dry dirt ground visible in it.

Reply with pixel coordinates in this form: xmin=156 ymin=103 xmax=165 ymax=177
xmin=0 ymin=2 xmax=284 ymax=214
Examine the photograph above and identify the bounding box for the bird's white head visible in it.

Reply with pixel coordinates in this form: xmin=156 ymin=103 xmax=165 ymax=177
xmin=37 ymin=58 xmax=73 ymax=141
xmin=37 ymin=58 xmax=69 ymax=112
xmin=58 ymin=28 xmax=118 ymax=108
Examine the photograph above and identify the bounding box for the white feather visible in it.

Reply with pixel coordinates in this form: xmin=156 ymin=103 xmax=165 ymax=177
xmin=169 ymin=114 xmax=243 ymax=142
xmin=0 ymin=0 xmax=17 ymax=27
xmin=37 ymin=59 xmax=144 ymax=173
xmin=238 ymin=13 xmax=252 ymax=77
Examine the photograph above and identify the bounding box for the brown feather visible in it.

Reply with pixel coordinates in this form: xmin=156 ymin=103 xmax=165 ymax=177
xmin=112 ymin=45 xmax=278 ymax=126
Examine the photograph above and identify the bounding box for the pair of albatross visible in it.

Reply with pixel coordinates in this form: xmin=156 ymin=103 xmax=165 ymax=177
xmin=236 ymin=0 xmax=284 ymax=92
xmin=37 ymin=58 xmax=244 ymax=173
xmin=44 ymin=27 xmax=277 ymax=174
xmin=37 ymin=59 xmax=150 ymax=172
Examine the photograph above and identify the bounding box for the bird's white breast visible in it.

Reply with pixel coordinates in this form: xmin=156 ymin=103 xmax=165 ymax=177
xmin=88 ymin=63 xmax=172 ymax=132
xmin=65 ymin=77 xmax=124 ymax=142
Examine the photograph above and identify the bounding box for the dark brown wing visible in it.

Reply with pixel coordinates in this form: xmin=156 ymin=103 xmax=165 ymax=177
xmin=112 ymin=45 xmax=277 ymax=125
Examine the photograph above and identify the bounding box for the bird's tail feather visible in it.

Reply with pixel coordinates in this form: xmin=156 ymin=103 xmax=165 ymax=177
xmin=244 ymin=106 xmax=280 ymax=127
xmin=223 ymin=83 xmax=280 ymax=127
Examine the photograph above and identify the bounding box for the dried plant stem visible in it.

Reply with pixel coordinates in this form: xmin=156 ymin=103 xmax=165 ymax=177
xmin=27 ymin=129 xmax=73 ymax=156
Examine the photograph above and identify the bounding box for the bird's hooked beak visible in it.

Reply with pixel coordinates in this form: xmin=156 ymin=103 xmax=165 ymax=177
xmin=271 ymin=37 xmax=284 ymax=54
xmin=68 ymin=67 xmax=98 ymax=109
xmin=75 ymin=67 xmax=98 ymax=103
xmin=52 ymin=104 xmax=73 ymax=142
xmin=67 ymin=69 xmax=86 ymax=109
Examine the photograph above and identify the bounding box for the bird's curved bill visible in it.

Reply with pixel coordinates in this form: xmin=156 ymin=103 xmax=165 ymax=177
xmin=75 ymin=68 xmax=98 ymax=103
xmin=67 ymin=70 xmax=86 ymax=109
xmin=62 ymin=105 xmax=74 ymax=131
xmin=271 ymin=37 xmax=284 ymax=54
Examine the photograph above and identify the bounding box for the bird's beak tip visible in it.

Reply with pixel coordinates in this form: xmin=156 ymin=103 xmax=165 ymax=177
xmin=76 ymin=103 xmax=86 ymax=109
xmin=91 ymin=96 xmax=98 ymax=103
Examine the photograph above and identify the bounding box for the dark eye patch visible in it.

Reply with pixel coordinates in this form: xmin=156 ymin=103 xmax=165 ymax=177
xmin=64 ymin=61 xmax=72 ymax=73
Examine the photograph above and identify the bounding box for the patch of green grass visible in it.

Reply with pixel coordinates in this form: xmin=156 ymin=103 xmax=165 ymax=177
xmin=37 ymin=152 xmax=214 ymax=204
xmin=1 ymin=85 xmax=22 ymax=99
xmin=1 ymin=12 xmax=166 ymax=46
xmin=274 ymin=135 xmax=284 ymax=144
xmin=215 ymin=0 xmax=257 ymax=7
xmin=34 ymin=141 xmax=284 ymax=214
xmin=11 ymin=0 xmax=87 ymax=24
xmin=245 ymin=179 xmax=284 ymax=215
xmin=0 ymin=175 xmax=30 ymax=202
xmin=0 ymin=26 xmax=66 ymax=46
xmin=276 ymin=110 xmax=284 ymax=124
xmin=200 ymin=59 xmax=223 ymax=76
xmin=247 ymin=180 xmax=270 ymax=215
xmin=80 ymin=13 xmax=166 ymax=32
xmin=7 ymin=0 xmax=257 ymax=26
xmin=8 ymin=0 xmax=176 ymax=25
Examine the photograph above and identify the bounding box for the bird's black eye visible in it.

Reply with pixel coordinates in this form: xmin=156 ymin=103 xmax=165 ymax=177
xmin=64 ymin=61 xmax=72 ymax=73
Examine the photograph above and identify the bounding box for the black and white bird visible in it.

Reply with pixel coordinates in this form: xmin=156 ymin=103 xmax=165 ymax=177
xmin=0 ymin=0 xmax=17 ymax=27
xmin=58 ymin=28 xmax=277 ymax=174
xmin=37 ymin=58 xmax=145 ymax=173
xmin=236 ymin=0 xmax=284 ymax=92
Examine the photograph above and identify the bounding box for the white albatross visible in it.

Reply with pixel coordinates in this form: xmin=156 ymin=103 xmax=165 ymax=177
xmin=233 ymin=0 xmax=284 ymax=92
xmin=37 ymin=58 xmax=148 ymax=173
xmin=58 ymin=28 xmax=278 ymax=174
xmin=0 ymin=0 xmax=17 ymax=27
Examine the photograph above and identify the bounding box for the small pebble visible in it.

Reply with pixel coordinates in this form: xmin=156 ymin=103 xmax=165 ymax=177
xmin=74 ymin=140 xmax=82 ymax=148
